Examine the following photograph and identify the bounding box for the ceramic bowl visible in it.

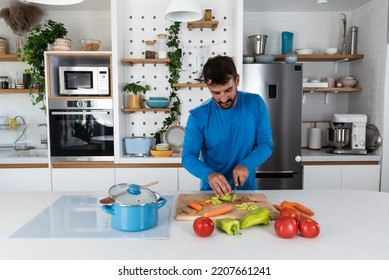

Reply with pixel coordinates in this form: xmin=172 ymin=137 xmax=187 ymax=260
xmin=243 ymin=56 xmax=255 ymax=63
xmin=324 ymin=48 xmax=338 ymax=55
xmin=339 ymin=78 xmax=358 ymax=87
xmin=150 ymin=97 xmax=168 ymax=100
xmin=296 ymin=48 xmax=315 ymax=55
xmin=155 ymin=143 xmax=170 ymax=151
xmin=284 ymin=54 xmax=297 ymax=64
xmin=150 ymin=149 xmax=174 ymax=157
xmin=255 ymin=55 xmax=275 ymax=63
xmin=80 ymin=39 xmax=101 ymax=51
xmin=145 ymin=99 xmax=170 ymax=108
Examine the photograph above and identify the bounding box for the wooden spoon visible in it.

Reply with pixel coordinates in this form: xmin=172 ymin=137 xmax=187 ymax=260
xmin=99 ymin=181 xmax=159 ymax=204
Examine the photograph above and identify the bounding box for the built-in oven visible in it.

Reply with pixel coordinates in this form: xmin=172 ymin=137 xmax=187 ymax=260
xmin=48 ymin=98 xmax=114 ymax=162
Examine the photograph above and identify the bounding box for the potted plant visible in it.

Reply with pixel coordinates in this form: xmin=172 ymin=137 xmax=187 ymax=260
xmin=123 ymin=81 xmax=151 ymax=109
xmin=17 ymin=19 xmax=68 ymax=113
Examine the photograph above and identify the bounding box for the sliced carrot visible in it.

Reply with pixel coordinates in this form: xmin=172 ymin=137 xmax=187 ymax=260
xmin=188 ymin=201 xmax=203 ymax=212
xmin=203 ymin=204 xmax=234 ymax=218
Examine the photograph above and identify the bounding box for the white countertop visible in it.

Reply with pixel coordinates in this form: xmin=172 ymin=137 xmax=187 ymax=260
xmin=302 ymin=148 xmax=381 ymax=162
xmin=0 ymin=149 xmax=49 ymax=164
xmin=1 ymin=190 xmax=388 ymax=260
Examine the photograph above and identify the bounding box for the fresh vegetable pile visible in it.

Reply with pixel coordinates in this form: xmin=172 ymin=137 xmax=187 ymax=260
xmin=273 ymin=200 xmax=320 ymax=239
xmin=189 ymin=195 xmax=320 ymax=240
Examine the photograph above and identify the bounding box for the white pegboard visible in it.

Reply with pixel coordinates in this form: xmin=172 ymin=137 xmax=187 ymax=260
xmin=122 ymin=0 xmax=234 ymax=137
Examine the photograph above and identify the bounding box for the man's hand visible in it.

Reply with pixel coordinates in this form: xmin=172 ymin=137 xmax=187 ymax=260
xmin=233 ymin=164 xmax=249 ymax=187
xmin=207 ymin=172 xmax=232 ymax=197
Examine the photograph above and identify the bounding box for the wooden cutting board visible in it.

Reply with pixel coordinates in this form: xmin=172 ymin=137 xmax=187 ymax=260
xmin=175 ymin=193 xmax=279 ymax=221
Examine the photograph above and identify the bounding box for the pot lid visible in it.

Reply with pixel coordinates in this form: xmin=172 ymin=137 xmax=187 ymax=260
xmin=108 ymin=183 xmax=158 ymax=206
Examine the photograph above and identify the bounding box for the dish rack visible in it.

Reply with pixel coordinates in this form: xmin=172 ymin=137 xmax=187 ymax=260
xmin=0 ymin=116 xmax=28 ymax=150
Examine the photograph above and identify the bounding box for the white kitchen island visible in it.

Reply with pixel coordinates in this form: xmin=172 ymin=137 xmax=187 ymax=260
xmin=0 ymin=189 xmax=388 ymax=260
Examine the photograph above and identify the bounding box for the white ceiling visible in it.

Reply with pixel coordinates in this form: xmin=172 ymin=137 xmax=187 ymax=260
xmin=2 ymin=0 xmax=110 ymax=11
xmin=244 ymin=0 xmax=372 ymax=12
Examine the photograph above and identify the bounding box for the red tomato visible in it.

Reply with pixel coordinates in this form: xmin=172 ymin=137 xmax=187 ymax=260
xmin=274 ymin=216 xmax=298 ymax=239
xmin=279 ymin=208 xmax=301 ymax=222
xmin=299 ymin=218 xmax=320 ymax=238
xmin=193 ymin=217 xmax=214 ymax=237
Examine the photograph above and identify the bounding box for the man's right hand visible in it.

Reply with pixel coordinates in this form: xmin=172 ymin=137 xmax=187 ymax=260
xmin=207 ymin=172 xmax=232 ymax=197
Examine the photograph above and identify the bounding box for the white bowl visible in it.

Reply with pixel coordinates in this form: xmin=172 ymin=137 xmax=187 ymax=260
xmin=255 ymin=55 xmax=275 ymax=63
xmin=296 ymin=48 xmax=315 ymax=55
xmin=243 ymin=56 xmax=255 ymax=63
xmin=324 ymin=48 xmax=338 ymax=55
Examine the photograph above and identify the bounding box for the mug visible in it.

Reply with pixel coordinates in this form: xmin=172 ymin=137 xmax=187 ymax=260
xmin=326 ymin=77 xmax=335 ymax=88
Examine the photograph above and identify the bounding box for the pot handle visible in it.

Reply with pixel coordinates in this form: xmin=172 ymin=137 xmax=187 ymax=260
xmin=101 ymin=205 xmax=115 ymax=216
xmin=157 ymin=197 xmax=167 ymax=209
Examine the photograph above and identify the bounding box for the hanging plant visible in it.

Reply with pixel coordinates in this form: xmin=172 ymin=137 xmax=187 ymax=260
xmin=17 ymin=19 xmax=68 ymax=113
xmin=155 ymin=21 xmax=182 ymax=138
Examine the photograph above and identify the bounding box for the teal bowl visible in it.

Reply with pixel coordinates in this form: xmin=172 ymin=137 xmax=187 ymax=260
xmin=150 ymin=97 xmax=168 ymax=100
xmin=145 ymin=99 xmax=170 ymax=108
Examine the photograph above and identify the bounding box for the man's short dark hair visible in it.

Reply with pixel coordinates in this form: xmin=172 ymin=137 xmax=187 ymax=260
xmin=202 ymin=55 xmax=238 ymax=86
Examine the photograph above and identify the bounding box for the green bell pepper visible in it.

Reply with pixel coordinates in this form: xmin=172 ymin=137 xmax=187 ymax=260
xmin=219 ymin=193 xmax=237 ymax=202
xmin=239 ymin=207 xmax=270 ymax=229
xmin=216 ymin=218 xmax=240 ymax=235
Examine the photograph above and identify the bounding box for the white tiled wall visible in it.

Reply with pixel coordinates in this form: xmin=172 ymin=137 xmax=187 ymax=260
xmin=243 ymin=0 xmax=388 ymax=149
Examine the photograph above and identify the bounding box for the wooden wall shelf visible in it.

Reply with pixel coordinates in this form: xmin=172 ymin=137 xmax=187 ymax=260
xmin=123 ymin=58 xmax=170 ymax=66
xmin=123 ymin=108 xmax=171 ymax=114
xmin=0 ymin=89 xmax=38 ymax=94
xmin=187 ymin=20 xmax=219 ymax=31
xmin=173 ymin=83 xmax=207 ymax=90
xmin=303 ymin=87 xmax=362 ymax=93
xmin=0 ymin=54 xmax=18 ymax=61
xmin=272 ymin=54 xmax=364 ymax=62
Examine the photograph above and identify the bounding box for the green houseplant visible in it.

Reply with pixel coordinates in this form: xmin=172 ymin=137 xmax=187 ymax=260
xmin=123 ymin=81 xmax=151 ymax=109
xmin=154 ymin=21 xmax=182 ymax=140
xmin=17 ymin=19 xmax=68 ymax=112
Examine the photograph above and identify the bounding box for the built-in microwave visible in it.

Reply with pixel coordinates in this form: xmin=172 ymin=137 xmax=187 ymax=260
xmin=59 ymin=66 xmax=110 ymax=96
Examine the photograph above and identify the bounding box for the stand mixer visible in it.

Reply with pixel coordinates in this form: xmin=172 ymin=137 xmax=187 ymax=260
xmin=327 ymin=114 xmax=367 ymax=154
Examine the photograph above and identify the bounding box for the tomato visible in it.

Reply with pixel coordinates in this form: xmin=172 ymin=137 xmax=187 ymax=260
xmin=298 ymin=218 xmax=320 ymax=238
xmin=193 ymin=217 xmax=214 ymax=237
xmin=279 ymin=208 xmax=301 ymax=222
xmin=274 ymin=216 xmax=298 ymax=239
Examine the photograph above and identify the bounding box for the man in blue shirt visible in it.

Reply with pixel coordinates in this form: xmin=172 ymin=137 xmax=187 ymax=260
xmin=182 ymin=55 xmax=273 ymax=196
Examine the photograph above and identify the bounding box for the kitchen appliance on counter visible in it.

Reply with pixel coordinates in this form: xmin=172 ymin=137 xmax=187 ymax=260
xmin=242 ymin=63 xmax=303 ymax=190
xmin=326 ymin=114 xmax=367 ymax=154
xmin=48 ymin=98 xmax=114 ymax=161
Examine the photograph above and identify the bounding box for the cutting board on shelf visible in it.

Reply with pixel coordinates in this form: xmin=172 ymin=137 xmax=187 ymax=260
xmin=175 ymin=193 xmax=279 ymax=221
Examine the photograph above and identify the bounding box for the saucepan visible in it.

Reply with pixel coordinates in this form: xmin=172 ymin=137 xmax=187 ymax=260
xmin=101 ymin=183 xmax=167 ymax=232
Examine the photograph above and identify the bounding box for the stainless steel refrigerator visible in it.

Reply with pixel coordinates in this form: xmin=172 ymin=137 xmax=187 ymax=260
xmin=241 ymin=63 xmax=303 ymax=190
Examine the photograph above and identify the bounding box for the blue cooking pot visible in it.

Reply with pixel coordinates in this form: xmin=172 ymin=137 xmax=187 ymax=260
xmin=101 ymin=183 xmax=167 ymax=232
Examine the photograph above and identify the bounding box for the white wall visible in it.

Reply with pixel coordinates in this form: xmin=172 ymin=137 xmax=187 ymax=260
xmin=0 ymin=7 xmax=111 ymax=148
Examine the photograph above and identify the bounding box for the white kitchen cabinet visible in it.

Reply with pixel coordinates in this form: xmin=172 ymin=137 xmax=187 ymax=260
xmin=115 ymin=167 xmax=178 ymax=191
xmin=52 ymin=168 xmax=115 ymax=191
xmin=342 ymin=165 xmax=380 ymax=191
xmin=303 ymin=165 xmax=342 ymax=190
xmin=303 ymin=164 xmax=380 ymax=191
xmin=178 ymin=167 xmax=200 ymax=191
xmin=0 ymin=168 xmax=51 ymax=192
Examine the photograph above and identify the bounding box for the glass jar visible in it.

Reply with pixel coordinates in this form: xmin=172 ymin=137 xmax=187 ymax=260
xmin=0 ymin=76 xmax=9 ymax=89
xmin=204 ymin=9 xmax=212 ymax=21
xmin=156 ymin=34 xmax=167 ymax=59
xmin=145 ymin=40 xmax=156 ymax=59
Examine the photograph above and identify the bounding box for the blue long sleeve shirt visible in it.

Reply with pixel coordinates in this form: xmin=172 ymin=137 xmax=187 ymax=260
xmin=182 ymin=91 xmax=273 ymax=190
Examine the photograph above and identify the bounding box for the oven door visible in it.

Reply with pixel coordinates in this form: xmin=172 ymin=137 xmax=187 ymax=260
xmin=49 ymin=109 xmax=114 ymax=161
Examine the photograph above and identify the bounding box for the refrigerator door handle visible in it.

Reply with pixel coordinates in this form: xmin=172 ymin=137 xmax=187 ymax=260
xmin=255 ymin=171 xmax=298 ymax=179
